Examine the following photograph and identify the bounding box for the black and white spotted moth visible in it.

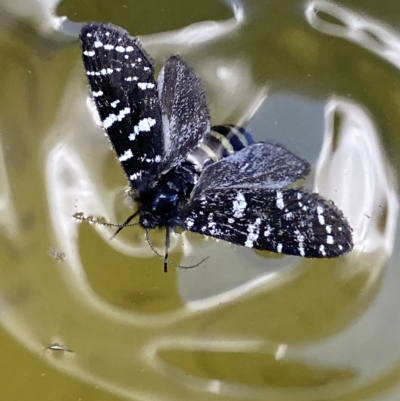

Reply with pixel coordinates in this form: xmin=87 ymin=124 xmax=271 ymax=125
xmin=80 ymin=22 xmax=353 ymax=271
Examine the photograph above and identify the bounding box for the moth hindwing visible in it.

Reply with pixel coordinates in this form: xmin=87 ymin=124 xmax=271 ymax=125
xmin=80 ymin=22 xmax=353 ymax=270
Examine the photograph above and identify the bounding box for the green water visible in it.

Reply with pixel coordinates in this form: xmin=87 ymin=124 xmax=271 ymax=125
xmin=0 ymin=0 xmax=399 ymax=400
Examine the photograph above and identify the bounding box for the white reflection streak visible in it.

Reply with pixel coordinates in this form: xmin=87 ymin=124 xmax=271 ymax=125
xmin=45 ymin=143 xmax=163 ymax=278
xmin=305 ymin=0 xmax=400 ymax=70
xmin=315 ymin=97 xmax=398 ymax=258
xmin=46 ymin=144 xmax=102 ymax=280
xmin=186 ymin=270 xmax=279 ymax=311
xmin=144 ymin=337 xmax=262 ymax=394
xmin=142 ymin=0 xmax=245 ymax=55
xmin=203 ymin=59 xmax=269 ymax=125
xmin=0 ymin=137 xmax=19 ymax=238
xmin=2 ymin=0 xmax=64 ymax=31
xmin=144 ymin=336 xmax=288 ymax=397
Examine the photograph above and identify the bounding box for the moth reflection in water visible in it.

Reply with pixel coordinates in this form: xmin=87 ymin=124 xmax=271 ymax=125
xmin=79 ymin=22 xmax=353 ymax=271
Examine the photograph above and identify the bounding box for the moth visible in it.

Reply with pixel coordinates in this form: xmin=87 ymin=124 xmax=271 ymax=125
xmin=80 ymin=22 xmax=353 ymax=271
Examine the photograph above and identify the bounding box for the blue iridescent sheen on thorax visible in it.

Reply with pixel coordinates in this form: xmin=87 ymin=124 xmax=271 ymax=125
xmin=138 ymin=164 xmax=196 ymax=228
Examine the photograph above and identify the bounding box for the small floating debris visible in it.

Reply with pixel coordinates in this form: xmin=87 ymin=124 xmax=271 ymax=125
xmin=48 ymin=248 xmax=66 ymax=261
xmin=46 ymin=343 xmax=74 ymax=353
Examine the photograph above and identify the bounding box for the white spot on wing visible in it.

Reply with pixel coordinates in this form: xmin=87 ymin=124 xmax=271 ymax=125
xmin=83 ymin=50 xmax=95 ymax=57
xmin=284 ymin=211 xmax=293 ymax=220
xmin=232 ymin=192 xmax=247 ymax=218
xmin=132 ymin=117 xmax=157 ymax=136
xmin=317 ymin=205 xmax=325 ymax=225
xmin=130 ymin=171 xmax=143 ymax=181
xmin=138 ymin=82 xmax=155 ymax=90
xmin=86 ymin=71 xmax=100 ymax=76
xmin=117 ymin=107 xmax=131 ymax=121
xmin=276 ymin=191 xmax=284 ymax=209
xmin=103 ymin=107 xmax=130 ymax=129
xmin=129 ymin=132 xmax=138 ymax=141
xmin=100 ymin=68 xmax=114 ymax=75
xmin=294 ymin=229 xmax=305 ymax=257
xmin=119 ymin=149 xmax=133 ymax=162
xmin=244 ymin=218 xmax=262 ymax=248
xmin=103 ymin=113 xmax=117 ymax=129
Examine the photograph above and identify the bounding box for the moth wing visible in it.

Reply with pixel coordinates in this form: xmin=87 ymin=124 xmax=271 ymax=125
xmin=158 ymin=55 xmax=210 ymax=171
xmin=80 ymin=23 xmax=164 ymax=192
xmin=192 ymin=142 xmax=310 ymax=197
xmin=180 ymin=188 xmax=353 ymax=258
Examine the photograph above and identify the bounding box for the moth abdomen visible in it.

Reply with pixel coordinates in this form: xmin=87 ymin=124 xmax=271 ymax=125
xmin=187 ymin=124 xmax=255 ymax=172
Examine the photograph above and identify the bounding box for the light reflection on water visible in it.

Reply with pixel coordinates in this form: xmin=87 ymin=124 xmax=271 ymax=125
xmin=306 ymin=0 xmax=400 ymax=70
xmin=0 ymin=0 xmax=400 ymax=400
xmin=316 ymin=97 xmax=398 ymax=259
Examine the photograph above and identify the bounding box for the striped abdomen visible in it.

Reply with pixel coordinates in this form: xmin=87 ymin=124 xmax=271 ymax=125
xmin=187 ymin=125 xmax=254 ymax=172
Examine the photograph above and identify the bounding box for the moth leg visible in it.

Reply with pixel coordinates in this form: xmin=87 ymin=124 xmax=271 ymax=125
xmin=145 ymin=228 xmax=170 ymax=271
xmin=164 ymin=227 xmax=171 ymax=273
xmin=110 ymin=210 xmax=139 ymax=240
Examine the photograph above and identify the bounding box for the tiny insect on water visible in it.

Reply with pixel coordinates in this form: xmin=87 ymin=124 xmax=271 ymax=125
xmin=79 ymin=22 xmax=353 ymax=272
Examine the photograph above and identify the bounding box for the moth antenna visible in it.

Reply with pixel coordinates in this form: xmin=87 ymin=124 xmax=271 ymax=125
xmin=104 ymin=221 xmax=140 ymax=229
xmin=110 ymin=211 xmax=140 ymax=240
xmin=179 ymin=256 xmax=210 ymax=269
xmin=144 ymin=229 xmax=209 ymax=270
xmin=73 ymin=213 xmax=139 ymax=228
xmin=144 ymin=228 xmax=165 ymax=260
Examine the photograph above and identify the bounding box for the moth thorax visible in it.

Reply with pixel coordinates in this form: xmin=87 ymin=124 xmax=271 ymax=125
xmin=139 ymin=165 xmax=196 ymax=228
